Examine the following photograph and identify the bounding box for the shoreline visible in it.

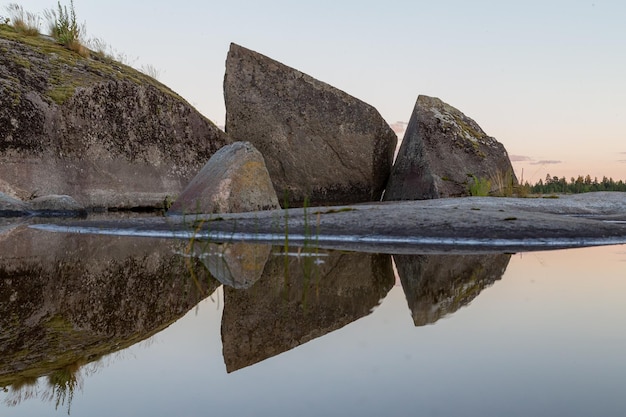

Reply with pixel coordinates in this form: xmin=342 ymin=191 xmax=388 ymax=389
xmin=23 ymin=192 xmax=626 ymax=254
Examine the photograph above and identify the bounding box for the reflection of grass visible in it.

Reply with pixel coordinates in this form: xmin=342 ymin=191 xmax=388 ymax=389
xmin=301 ymin=198 xmax=313 ymax=308
xmin=2 ymin=376 xmax=38 ymax=407
xmin=179 ymin=194 xmax=329 ymax=306
xmin=283 ymin=192 xmax=290 ymax=299
xmin=47 ymin=361 xmax=82 ymax=415
xmin=3 ymin=360 xmax=83 ymax=413
xmin=450 ymin=268 xmax=483 ymax=308
xmin=185 ymin=216 xmax=207 ymax=295
xmin=183 ymin=213 xmax=228 ymax=296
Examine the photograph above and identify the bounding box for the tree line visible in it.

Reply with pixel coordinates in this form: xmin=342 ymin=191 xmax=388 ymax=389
xmin=528 ymin=174 xmax=626 ymax=194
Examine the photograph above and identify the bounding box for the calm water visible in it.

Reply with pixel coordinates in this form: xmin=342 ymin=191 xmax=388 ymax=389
xmin=1 ymin=223 xmax=625 ymax=416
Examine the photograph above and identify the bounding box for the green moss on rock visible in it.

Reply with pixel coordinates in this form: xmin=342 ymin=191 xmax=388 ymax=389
xmin=0 ymin=24 xmax=184 ymax=107
xmin=0 ymin=25 xmax=229 ymax=209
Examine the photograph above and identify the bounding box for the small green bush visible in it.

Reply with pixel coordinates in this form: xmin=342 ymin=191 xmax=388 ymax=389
xmin=44 ymin=0 xmax=88 ymax=56
xmin=469 ymin=175 xmax=491 ymax=196
xmin=514 ymin=182 xmax=531 ymax=198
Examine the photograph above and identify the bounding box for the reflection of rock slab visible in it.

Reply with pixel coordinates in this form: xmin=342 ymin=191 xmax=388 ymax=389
xmin=221 ymin=250 xmax=394 ymax=373
xmin=394 ymin=254 xmax=511 ymax=326
xmin=0 ymin=225 xmax=219 ymax=387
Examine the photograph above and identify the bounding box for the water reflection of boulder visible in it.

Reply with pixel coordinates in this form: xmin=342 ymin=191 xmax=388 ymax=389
xmin=394 ymin=254 xmax=511 ymax=326
xmin=193 ymin=241 xmax=271 ymax=289
xmin=0 ymin=224 xmax=218 ymax=388
xmin=221 ymin=250 xmax=395 ymax=373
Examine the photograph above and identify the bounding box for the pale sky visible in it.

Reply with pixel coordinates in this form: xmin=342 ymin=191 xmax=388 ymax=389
xmin=10 ymin=0 xmax=626 ymax=182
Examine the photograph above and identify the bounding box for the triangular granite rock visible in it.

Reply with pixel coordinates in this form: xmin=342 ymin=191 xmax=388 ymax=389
xmin=224 ymin=43 xmax=397 ymax=207
xmin=385 ymin=95 xmax=517 ymax=200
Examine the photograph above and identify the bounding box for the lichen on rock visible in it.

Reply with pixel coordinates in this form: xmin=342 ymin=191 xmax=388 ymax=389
xmin=0 ymin=25 xmax=229 ymax=210
xmin=168 ymin=141 xmax=280 ymax=215
xmin=384 ymin=95 xmax=517 ymax=200
xmin=224 ymin=43 xmax=397 ymax=207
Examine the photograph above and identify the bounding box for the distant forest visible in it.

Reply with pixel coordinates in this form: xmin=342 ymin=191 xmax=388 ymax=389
xmin=528 ymin=174 xmax=626 ymax=194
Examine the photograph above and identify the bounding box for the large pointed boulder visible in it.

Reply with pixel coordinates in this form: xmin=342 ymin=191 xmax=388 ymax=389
xmin=224 ymin=43 xmax=397 ymax=207
xmin=168 ymin=141 xmax=279 ymax=215
xmin=384 ymin=95 xmax=517 ymax=200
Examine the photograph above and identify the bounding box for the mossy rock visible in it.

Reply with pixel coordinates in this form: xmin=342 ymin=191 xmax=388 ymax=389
xmin=0 ymin=26 xmax=229 ymax=209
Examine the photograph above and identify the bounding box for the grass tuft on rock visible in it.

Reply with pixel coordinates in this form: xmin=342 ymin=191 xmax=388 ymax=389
xmin=4 ymin=3 xmax=41 ymax=36
xmin=469 ymin=175 xmax=491 ymax=196
xmin=0 ymin=21 xmax=182 ymax=106
xmin=44 ymin=0 xmax=88 ymax=57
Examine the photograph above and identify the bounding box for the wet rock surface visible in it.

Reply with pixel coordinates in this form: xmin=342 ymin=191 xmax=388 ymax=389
xmin=43 ymin=192 xmax=626 ymax=254
xmin=1 ymin=193 xmax=624 ymax=385
xmin=0 ymin=192 xmax=86 ymax=216
xmin=385 ymin=95 xmax=517 ymax=200
xmin=28 ymin=194 xmax=86 ymax=214
xmin=224 ymin=43 xmax=397 ymax=207
xmin=0 ymin=192 xmax=29 ymax=216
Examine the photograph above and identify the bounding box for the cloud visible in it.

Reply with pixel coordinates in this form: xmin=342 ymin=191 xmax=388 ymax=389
xmin=509 ymin=155 xmax=533 ymax=162
xmin=531 ymin=160 xmax=562 ymax=165
xmin=389 ymin=121 xmax=408 ymax=135
xmin=619 ymin=160 xmax=626 ymax=164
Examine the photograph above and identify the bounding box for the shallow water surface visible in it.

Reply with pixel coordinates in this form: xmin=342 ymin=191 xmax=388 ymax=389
xmin=1 ymin=225 xmax=625 ymax=416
